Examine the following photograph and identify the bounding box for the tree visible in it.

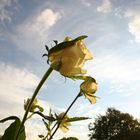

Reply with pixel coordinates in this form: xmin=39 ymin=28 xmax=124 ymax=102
xmin=88 ymin=108 xmax=140 ymax=140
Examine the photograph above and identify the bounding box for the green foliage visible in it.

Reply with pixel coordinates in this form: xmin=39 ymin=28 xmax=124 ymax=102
xmin=88 ymin=107 xmax=140 ymax=140
xmin=0 ymin=117 xmax=25 ymax=140
xmin=67 ymin=117 xmax=90 ymax=122
xmin=59 ymin=137 xmax=79 ymax=140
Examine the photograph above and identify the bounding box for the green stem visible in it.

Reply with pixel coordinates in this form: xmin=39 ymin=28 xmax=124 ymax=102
xmin=16 ymin=67 xmax=53 ymax=140
xmin=44 ymin=122 xmax=56 ymax=140
xmin=48 ymin=92 xmax=81 ymax=140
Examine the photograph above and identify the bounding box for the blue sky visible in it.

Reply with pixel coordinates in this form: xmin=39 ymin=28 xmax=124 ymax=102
xmin=0 ymin=0 xmax=140 ymax=139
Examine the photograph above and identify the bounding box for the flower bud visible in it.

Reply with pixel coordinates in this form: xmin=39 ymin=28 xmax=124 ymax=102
xmin=24 ymin=98 xmax=44 ymax=112
xmin=80 ymin=77 xmax=97 ymax=104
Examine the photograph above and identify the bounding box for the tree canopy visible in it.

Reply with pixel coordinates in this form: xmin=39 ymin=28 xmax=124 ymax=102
xmin=88 ymin=108 xmax=140 ymax=140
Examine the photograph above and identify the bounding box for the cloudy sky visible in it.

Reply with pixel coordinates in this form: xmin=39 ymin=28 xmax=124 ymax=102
xmin=0 ymin=0 xmax=140 ymax=139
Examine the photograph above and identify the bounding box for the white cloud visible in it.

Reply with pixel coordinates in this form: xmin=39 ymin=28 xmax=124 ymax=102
xmin=80 ymin=0 xmax=91 ymax=7
xmin=0 ymin=62 xmax=41 ymax=120
xmin=120 ymin=8 xmax=140 ymax=43
xmin=11 ymin=8 xmax=61 ymax=58
xmin=104 ymin=1 xmax=140 ymax=43
xmin=0 ymin=62 xmax=46 ymax=139
xmin=114 ymin=7 xmax=125 ymax=18
xmin=0 ymin=0 xmax=17 ymax=22
xmin=128 ymin=16 xmax=140 ymax=43
xmin=76 ymin=104 xmax=105 ymax=118
xmin=97 ymin=0 xmax=112 ymax=14
xmin=20 ymin=9 xmax=61 ymax=37
xmin=16 ymin=8 xmax=61 ymax=38
xmin=85 ymin=54 xmax=140 ymax=96
xmin=86 ymin=55 xmax=140 ymax=82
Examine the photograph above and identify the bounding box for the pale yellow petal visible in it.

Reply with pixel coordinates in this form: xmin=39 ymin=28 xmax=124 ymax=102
xmin=85 ymin=94 xmax=96 ymax=104
xmin=59 ymin=124 xmax=69 ymax=133
xmin=76 ymin=41 xmax=93 ymax=60
xmin=64 ymin=36 xmax=73 ymax=41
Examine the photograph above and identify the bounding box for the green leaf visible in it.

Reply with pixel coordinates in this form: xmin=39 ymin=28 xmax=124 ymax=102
xmin=0 ymin=116 xmax=19 ymax=123
xmin=2 ymin=118 xmax=25 ymax=140
xmin=74 ymin=35 xmax=88 ymax=41
xmin=67 ymin=117 xmax=90 ymax=122
xmin=48 ymin=35 xmax=88 ymax=55
xmin=42 ymin=119 xmax=50 ymax=131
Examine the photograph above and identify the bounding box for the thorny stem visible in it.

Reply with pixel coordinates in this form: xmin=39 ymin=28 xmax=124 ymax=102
xmin=48 ymin=92 xmax=81 ymax=140
xmin=15 ymin=67 xmax=53 ymax=140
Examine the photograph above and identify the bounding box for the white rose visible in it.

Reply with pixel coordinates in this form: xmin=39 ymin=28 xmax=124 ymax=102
xmin=48 ymin=36 xmax=93 ymax=77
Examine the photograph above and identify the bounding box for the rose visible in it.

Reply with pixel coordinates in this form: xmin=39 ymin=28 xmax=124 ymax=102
xmin=80 ymin=76 xmax=97 ymax=104
xmin=57 ymin=112 xmax=71 ymax=133
xmin=48 ymin=36 xmax=92 ymax=77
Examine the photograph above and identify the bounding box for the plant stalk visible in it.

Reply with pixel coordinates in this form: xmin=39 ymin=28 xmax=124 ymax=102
xmin=16 ymin=67 xmax=53 ymax=140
